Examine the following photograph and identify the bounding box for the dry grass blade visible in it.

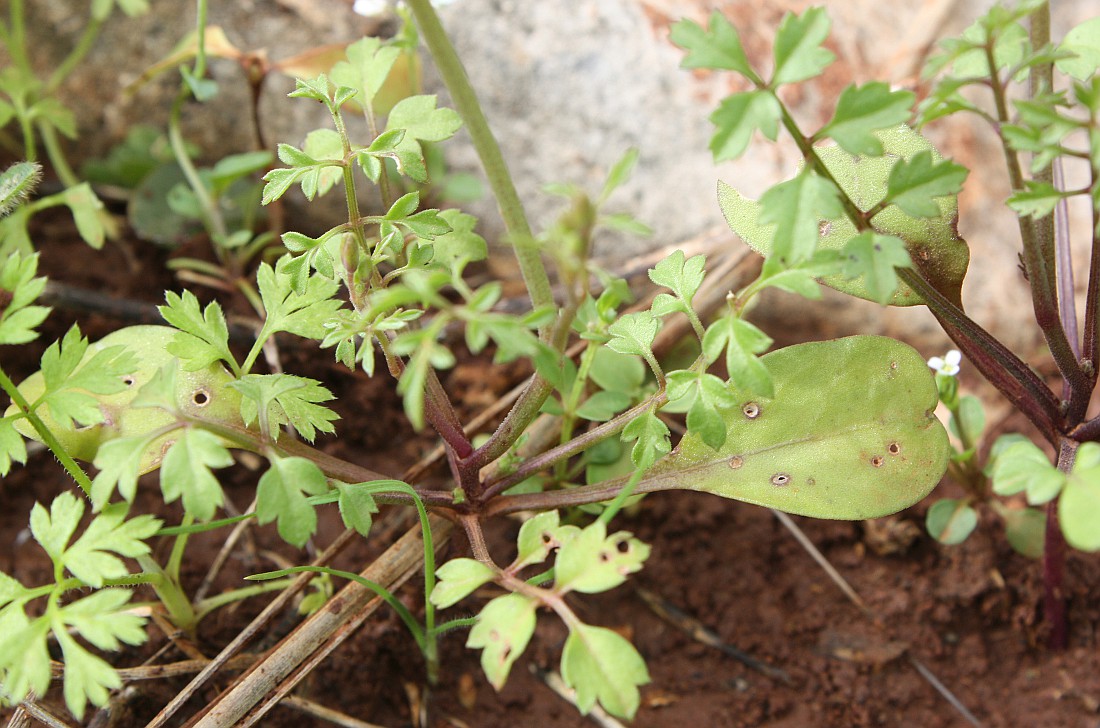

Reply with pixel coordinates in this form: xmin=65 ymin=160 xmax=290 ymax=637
xmin=11 ymin=701 xmax=73 ymax=728
xmin=279 ymin=694 xmax=389 ymax=728
xmin=185 ymin=515 xmax=452 ymax=728
xmin=144 ymin=526 xmax=359 ymax=728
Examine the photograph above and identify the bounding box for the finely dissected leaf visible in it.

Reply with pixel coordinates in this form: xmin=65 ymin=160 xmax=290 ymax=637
xmin=666 ymin=370 xmax=738 ymax=450
xmin=329 ymin=36 xmax=402 ymax=109
xmin=432 ymin=209 xmax=488 ymax=276
xmin=160 ymin=428 xmax=233 ymax=521
xmin=1056 ymin=16 xmax=1100 ymax=80
xmin=336 ymin=483 xmax=378 ymax=537
xmin=553 ymin=521 xmax=649 ymax=594
xmin=561 ymin=624 xmax=650 ymax=719
xmin=820 ymin=82 xmax=915 ymax=156
xmin=256 ymin=455 xmax=329 ymax=547
xmin=642 ymin=336 xmax=949 ymax=519
xmin=926 ymin=498 xmax=978 ymax=545
xmin=606 ymin=311 xmax=659 ymax=359
xmin=670 ymin=12 xmax=754 ymax=76
xmin=772 ymin=7 xmax=835 ymax=85
xmin=840 ymin=232 xmax=912 ymax=305
xmin=884 ymin=152 xmax=969 ymax=218
xmin=381 ymin=95 xmax=461 ymax=184
xmin=58 ymin=588 xmax=147 ymax=651
xmin=1007 ymin=181 xmax=1070 ymax=220
xmin=0 ymin=416 xmax=27 ymax=476
xmin=29 ymin=490 xmax=85 ymax=566
xmin=621 ymin=409 xmax=670 ymax=470
xmin=159 ymin=290 xmax=236 ymax=372
xmin=702 ymin=316 xmax=774 ymax=399
xmin=648 ymin=250 xmax=706 ymax=307
xmin=708 ymin=91 xmax=782 ymax=162
xmin=430 ymin=558 xmax=497 ymax=608
xmin=257 ymin=259 xmax=343 ymax=339
xmin=0 ymin=609 xmax=51 ymax=709
xmin=720 ymin=125 xmax=969 ymax=306
xmin=56 ymin=629 xmax=122 ymax=720
xmin=467 ymin=593 xmax=537 ymax=690
xmin=61 ymin=503 xmax=160 ymax=587
xmin=89 ymin=436 xmax=154 ymax=507
xmin=8 ymin=325 xmax=244 ymax=474
xmin=32 ymin=325 xmax=136 ymax=432
xmin=232 ymin=373 xmax=339 ymax=442
xmin=385 ymin=95 xmax=462 ymax=143
xmin=1061 ymin=442 xmax=1100 ymax=551
xmin=758 ymin=170 xmax=842 ymax=265
xmin=0 ymin=250 xmax=50 ymax=345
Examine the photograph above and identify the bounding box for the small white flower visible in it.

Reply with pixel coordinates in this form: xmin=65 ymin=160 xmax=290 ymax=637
xmin=927 ymin=349 xmax=961 ymax=377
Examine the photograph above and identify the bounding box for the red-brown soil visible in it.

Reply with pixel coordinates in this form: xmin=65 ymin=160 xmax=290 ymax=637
xmin=2 ymin=211 xmax=1098 ymax=728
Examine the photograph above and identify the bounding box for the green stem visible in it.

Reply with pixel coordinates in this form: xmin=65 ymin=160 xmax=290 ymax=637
xmin=250 ymin=566 xmax=425 ymax=649
xmin=136 ymin=554 xmax=198 ymax=631
xmin=6 ymin=0 xmax=30 ymax=73
xmin=35 ymin=121 xmax=80 ymax=188
xmin=167 ymin=0 xmax=227 ymax=244
xmin=0 ymin=364 xmax=94 ymax=495
xmin=46 ymin=16 xmax=104 ymax=93
xmin=166 ymin=514 xmax=194 ymax=585
xmin=405 ymin=0 xmax=554 ymax=319
xmin=556 ymin=342 xmax=599 ymax=478
xmin=483 ymin=394 xmax=666 ymax=499
xmin=194 ymin=577 xmax=296 ymax=623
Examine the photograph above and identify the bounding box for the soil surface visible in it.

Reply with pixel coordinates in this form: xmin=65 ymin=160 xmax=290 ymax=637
xmin=2 ymin=211 xmax=1099 ymax=728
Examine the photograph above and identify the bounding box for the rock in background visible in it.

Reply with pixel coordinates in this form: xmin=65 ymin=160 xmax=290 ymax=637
xmin=6 ymin=0 xmax=1095 ymax=361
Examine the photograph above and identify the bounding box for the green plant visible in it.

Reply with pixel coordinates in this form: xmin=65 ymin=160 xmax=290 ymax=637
xmin=684 ymin=0 xmax=1100 ymax=648
xmin=0 ymin=1 xmax=994 ymax=722
xmin=0 ymin=0 xmax=149 ymax=254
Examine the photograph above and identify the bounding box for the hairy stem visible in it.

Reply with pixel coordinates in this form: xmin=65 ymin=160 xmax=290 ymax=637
xmin=0 ymin=364 xmax=94 ymax=495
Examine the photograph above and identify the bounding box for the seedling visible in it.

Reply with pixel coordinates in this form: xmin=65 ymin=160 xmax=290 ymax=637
xmin=5 ymin=0 xmax=1088 ymax=722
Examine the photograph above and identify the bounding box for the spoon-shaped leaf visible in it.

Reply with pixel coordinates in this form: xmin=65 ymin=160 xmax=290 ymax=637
xmin=7 ymin=326 xmax=241 ymax=473
xmin=642 ymin=335 xmax=948 ymax=519
xmin=719 ymin=125 xmax=970 ymax=307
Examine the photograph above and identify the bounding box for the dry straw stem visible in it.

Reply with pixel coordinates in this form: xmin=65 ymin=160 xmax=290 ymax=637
xmin=184 ymin=515 xmax=452 ymax=728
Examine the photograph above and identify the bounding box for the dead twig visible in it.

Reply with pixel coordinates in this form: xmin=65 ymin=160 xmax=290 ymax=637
xmin=184 ymin=515 xmax=452 ymax=728
xmin=145 ymin=526 xmax=359 ymax=728
xmin=279 ymin=694 xmax=389 ymax=728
